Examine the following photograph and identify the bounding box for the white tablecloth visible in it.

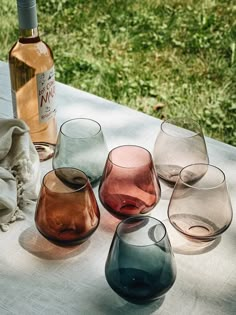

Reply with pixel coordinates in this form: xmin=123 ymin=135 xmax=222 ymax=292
xmin=0 ymin=61 xmax=235 ymax=315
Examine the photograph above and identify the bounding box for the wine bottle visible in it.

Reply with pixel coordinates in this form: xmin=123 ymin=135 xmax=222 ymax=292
xmin=9 ymin=0 xmax=57 ymax=161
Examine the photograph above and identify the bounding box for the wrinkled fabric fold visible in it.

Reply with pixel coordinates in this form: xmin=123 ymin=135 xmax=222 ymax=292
xmin=0 ymin=118 xmax=41 ymax=231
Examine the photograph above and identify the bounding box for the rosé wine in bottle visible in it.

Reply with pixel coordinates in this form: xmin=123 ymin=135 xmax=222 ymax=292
xmin=9 ymin=0 xmax=57 ymax=161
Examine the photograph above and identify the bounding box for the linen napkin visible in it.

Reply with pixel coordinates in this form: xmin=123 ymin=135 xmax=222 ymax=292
xmin=0 ymin=118 xmax=41 ymax=231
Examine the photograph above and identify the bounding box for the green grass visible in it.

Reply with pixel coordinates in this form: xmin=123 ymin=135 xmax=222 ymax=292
xmin=1 ymin=0 xmax=236 ymax=146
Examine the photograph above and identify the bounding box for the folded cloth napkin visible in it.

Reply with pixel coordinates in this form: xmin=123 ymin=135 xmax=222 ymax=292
xmin=0 ymin=119 xmax=41 ymax=231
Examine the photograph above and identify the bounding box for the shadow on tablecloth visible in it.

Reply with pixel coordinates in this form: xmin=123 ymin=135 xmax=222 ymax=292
xmin=18 ymin=225 xmax=90 ymax=260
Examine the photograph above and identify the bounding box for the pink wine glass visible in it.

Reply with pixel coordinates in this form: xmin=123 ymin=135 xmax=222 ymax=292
xmin=99 ymin=145 xmax=161 ymax=220
xmin=153 ymin=117 xmax=209 ymax=185
xmin=168 ymin=163 xmax=233 ymax=242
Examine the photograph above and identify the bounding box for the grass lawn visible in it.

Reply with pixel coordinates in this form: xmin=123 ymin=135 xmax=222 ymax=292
xmin=1 ymin=0 xmax=235 ymax=146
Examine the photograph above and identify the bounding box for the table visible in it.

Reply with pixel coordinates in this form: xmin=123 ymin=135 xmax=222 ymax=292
xmin=0 ymin=60 xmax=235 ymax=315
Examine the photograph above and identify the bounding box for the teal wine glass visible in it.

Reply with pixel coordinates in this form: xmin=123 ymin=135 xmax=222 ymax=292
xmin=105 ymin=216 xmax=176 ymax=304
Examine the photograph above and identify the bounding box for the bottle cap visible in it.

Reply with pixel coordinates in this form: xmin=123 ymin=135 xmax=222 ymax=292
xmin=17 ymin=0 xmax=38 ymax=29
xmin=17 ymin=0 xmax=36 ymax=8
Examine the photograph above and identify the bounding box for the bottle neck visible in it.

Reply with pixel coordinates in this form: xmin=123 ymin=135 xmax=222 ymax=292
xmin=17 ymin=0 xmax=39 ymax=43
xmin=19 ymin=27 xmax=40 ymax=43
xmin=17 ymin=1 xmax=38 ymax=32
xmin=19 ymin=27 xmax=39 ymax=37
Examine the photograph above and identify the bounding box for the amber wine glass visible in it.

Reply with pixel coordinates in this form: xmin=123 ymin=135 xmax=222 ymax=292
xmin=153 ymin=117 xmax=209 ymax=185
xmin=35 ymin=167 xmax=100 ymax=245
xmin=168 ymin=163 xmax=233 ymax=242
xmin=99 ymin=145 xmax=161 ymax=219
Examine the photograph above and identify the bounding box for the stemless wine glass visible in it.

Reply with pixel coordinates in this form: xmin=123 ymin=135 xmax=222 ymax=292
xmin=168 ymin=163 xmax=233 ymax=242
xmin=105 ymin=216 xmax=177 ymax=304
xmin=99 ymin=145 xmax=161 ymax=220
xmin=35 ymin=167 xmax=100 ymax=245
xmin=53 ymin=118 xmax=108 ymax=187
xmin=153 ymin=117 xmax=209 ymax=185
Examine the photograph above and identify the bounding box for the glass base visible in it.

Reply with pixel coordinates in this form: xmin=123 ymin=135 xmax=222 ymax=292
xmin=170 ymin=214 xmax=220 ymax=242
xmin=34 ymin=142 xmax=55 ymax=162
xmin=36 ymin=227 xmax=98 ymax=247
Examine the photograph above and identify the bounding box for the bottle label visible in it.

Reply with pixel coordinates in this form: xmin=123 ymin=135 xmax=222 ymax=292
xmin=36 ymin=66 xmax=56 ymax=123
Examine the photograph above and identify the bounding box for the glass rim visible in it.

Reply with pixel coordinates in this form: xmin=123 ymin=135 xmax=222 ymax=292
xmin=179 ymin=163 xmax=226 ymax=190
xmin=60 ymin=117 xmax=102 ymax=139
xmin=43 ymin=167 xmax=90 ymax=193
xmin=161 ymin=117 xmax=202 ymax=139
xmin=108 ymin=144 xmax=153 ymax=169
xmin=116 ymin=215 xmax=167 ymax=247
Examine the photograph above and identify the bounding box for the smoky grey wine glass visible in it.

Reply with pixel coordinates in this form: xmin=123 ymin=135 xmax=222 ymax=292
xmin=52 ymin=118 xmax=108 ymax=187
